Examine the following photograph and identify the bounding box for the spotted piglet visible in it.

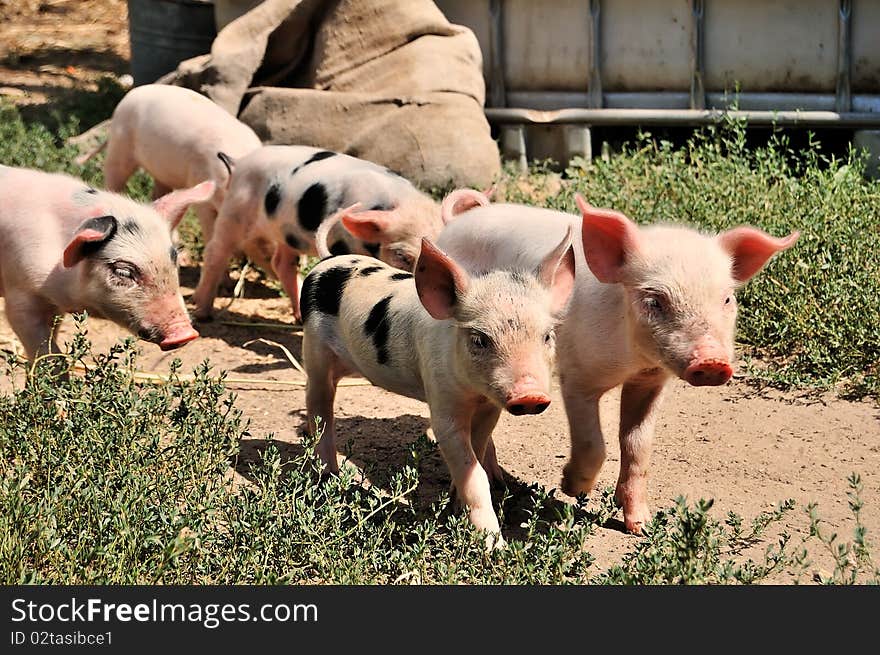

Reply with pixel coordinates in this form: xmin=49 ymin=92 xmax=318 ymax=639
xmin=0 ymin=165 xmax=212 ymax=359
xmin=190 ymin=145 xmax=444 ymax=321
xmin=300 ymin=232 xmax=576 ymax=537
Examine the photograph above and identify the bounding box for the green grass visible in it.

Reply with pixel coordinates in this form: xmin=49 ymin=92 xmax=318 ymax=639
xmin=6 ymin=329 xmax=873 ymax=584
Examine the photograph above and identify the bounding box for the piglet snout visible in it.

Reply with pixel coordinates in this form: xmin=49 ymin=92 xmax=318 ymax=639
xmin=158 ymin=324 xmax=199 ymax=351
xmin=683 ymin=359 xmax=733 ymax=386
xmin=506 ymin=393 xmax=551 ymax=415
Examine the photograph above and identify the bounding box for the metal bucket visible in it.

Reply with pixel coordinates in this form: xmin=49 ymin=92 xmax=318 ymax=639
xmin=127 ymin=0 xmax=217 ymax=85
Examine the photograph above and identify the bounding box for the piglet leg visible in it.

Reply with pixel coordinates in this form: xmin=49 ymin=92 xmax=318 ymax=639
xmin=470 ymin=406 xmax=504 ymax=486
xmin=271 ymin=243 xmax=302 ymax=322
xmin=303 ymin=335 xmax=343 ymax=474
xmin=560 ymin=387 xmax=607 ymax=498
xmin=615 ymin=374 xmax=667 ymax=534
xmin=431 ymin=402 xmax=501 ymax=537
xmin=5 ymin=291 xmax=60 ymax=360
xmin=190 ymin=212 xmax=243 ymax=320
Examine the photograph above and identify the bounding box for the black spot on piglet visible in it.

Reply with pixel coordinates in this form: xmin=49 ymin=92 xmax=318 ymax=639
xmin=265 ymin=183 xmax=282 ymax=216
xmin=364 ymin=295 xmax=393 ymax=365
xmin=390 ymin=272 xmax=412 ymax=281
xmin=303 ymin=266 xmax=353 ymax=319
xmin=329 ymin=241 xmax=350 ymax=256
xmin=298 ymin=183 xmax=327 ymax=231
xmin=285 ymin=234 xmax=301 ymax=251
xmin=359 ymin=265 xmax=384 ymax=277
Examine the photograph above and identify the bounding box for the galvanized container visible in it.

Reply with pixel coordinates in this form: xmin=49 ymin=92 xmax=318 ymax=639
xmin=436 ymin=0 xmax=880 ymax=166
xmin=127 ymin=0 xmax=217 ymax=85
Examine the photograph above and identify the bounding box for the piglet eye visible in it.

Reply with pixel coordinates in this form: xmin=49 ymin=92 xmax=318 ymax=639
xmin=724 ymin=296 xmax=733 ymax=305
xmin=470 ymin=330 xmax=490 ymax=349
xmin=644 ymin=295 xmax=664 ymax=313
xmin=544 ymin=330 xmax=554 ymax=345
xmin=394 ymin=250 xmax=415 ymax=271
xmin=109 ymin=261 xmax=139 ymax=284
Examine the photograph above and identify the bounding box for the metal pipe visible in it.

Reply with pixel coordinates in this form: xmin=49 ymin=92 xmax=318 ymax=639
xmin=488 ymin=0 xmax=507 ymax=108
xmin=689 ymin=0 xmax=705 ymax=110
xmin=588 ymin=0 xmax=602 ymax=108
xmin=484 ymin=107 xmax=880 ymax=128
xmin=836 ymin=0 xmax=853 ymax=112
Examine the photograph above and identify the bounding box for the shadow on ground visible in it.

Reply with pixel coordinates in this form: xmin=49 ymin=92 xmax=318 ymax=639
xmin=235 ymin=411 xmax=603 ymax=541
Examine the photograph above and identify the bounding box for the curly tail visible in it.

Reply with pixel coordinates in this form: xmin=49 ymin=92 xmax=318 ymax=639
xmin=440 ymin=188 xmax=492 ymax=225
xmin=315 ymin=202 xmax=363 ymax=259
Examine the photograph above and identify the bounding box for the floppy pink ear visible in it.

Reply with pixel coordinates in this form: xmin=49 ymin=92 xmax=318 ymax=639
xmin=718 ymin=227 xmax=800 ymax=283
xmin=440 ymin=188 xmax=490 ymax=224
xmin=63 ymin=215 xmax=117 ymax=267
xmin=537 ymin=225 xmax=576 ymax=314
xmin=414 ymin=238 xmax=470 ymax=320
xmin=341 ymin=209 xmax=396 ymax=243
xmin=576 ymin=194 xmax=641 ymax=284
xmin=153 ymin=180 xmax=216 ymax=230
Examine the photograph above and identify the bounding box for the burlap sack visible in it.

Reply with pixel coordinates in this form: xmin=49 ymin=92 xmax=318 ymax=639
xmin=168 ymin=0 xmax=500 ymax=189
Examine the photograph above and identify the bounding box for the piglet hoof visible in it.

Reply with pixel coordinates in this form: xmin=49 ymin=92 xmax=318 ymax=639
xmin=623 ymin=515 xmax=648 ymax=535
xmin=619 ymin=501 xmax=652 ymax=535
xmin=484 ymin=531 xmax=506 ymax=551
xmin=560 ymin=464 xmax=595 ymax=498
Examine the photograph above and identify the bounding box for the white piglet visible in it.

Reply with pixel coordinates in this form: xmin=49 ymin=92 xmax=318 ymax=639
xmin=300 ymin=232 xmax=576 ymax=536
xmin=191 ymin=145 xmax=446 ymax=322
xmin=437 ymin=194 xmax=799 ymax=533
xmin=78 ymin=83 xmax=262 ymax=254
xmin=0 ymin=165 xmax=212 ymax=359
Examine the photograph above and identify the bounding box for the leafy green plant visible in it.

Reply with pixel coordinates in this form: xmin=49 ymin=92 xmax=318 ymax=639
xmin=0 ymin=318 xmax=241 ymax=583
xmin=807 ymin=473 xmax=879 ymax=585
xmin=0 ymin=324 xmax=869 ymax=584
xmin=599 ymin=497 xmax=805 ymax=584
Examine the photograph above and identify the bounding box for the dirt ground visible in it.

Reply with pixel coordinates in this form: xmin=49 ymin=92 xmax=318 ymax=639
xmin=1 ymin=1 xmax=878 ymax=581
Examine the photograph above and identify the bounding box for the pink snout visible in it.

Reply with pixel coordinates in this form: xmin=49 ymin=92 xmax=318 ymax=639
xmin=158 ymin=324 xmax=199 ymax=351
xmin=506 ymin=393 xmax=552 ymax=416
xmin=683 ymin=359 xmax=733 ymax=386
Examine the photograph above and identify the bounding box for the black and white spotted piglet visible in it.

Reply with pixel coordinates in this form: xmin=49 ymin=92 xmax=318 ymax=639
xmin=300 ymin=231 xmax=576 ymax=537
xmin=190 ymin=145 xmax=444 ymax=321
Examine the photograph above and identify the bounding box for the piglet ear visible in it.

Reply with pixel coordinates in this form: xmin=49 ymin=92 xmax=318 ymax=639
xmin=440 ymin=188 xmax=490 ymax=224
xmin=153 ymin=180 xmax=215 ymax=230
xmin=341 ymin=208 xmax=396 ymax=243
xmin=718 ymin=226 xmax=800 ymax=283
xmin=217 ymin=152 xmax=235 ymax=176
xmin=414 ymin=238 xmax=470 ymax=320
xmin=537 ymin=225 xmax=576 ymax=314
xmin=63 ymin=215 xmax=117 ymax=267
xmin=576 ymin=194 xmax=642 ymax=284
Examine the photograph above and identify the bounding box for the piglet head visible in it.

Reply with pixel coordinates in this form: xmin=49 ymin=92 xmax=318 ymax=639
xmin=415 ymin=230 xmax=575 ymax=414
xmin=340 ymin=194 xmax=444 ymax=271
xmin=63 ymin=200 xmax=199 ymax=351
xmin=576 ymin=194 xmax=798 ymax=387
